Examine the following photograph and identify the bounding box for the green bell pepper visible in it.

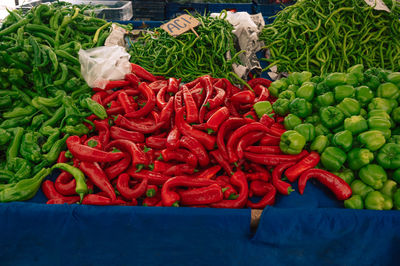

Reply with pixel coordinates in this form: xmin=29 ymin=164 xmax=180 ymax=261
xmin=310 ymin=135 xmax=328 ymax=154
xmin=296 ymin=82 xmax=315 ymax=101
xmin=272 ymin=98 xmax=290 ymax=116
xmin=314 ymin=123 xmax=330 ymax=136
xmin=0 ymin=128 xmax=11 ymax=145
xmin=268 ymin=79 xmax=288 ymax=97
xmin=377 ymin=82 xmax=399 ymax=99
xmin=347 ymin=64 xmax=364 ymax=83
xmin=325 ymin=72 xmax=347 ymax=88
xmin=287 ymin=71 xmax=312 ymax=86
xmin=379 ymin=180 xmax=397 ymax=198
xmin=389 ymin=135 xmax=400 ymax=145
xmin=304 ymin=114 xmax=320 ymax=125
xmin=283 ymin=114 xmax=302 ymax=130
xmin=334 ymin=85 xmax=355 ymax=102
xmin=359 ymin=164 xmax=387 ymax=190
xmin=320 ymin=146 xmax=347 ymax=171
xmin=253 ymin=101 xmax=273 ymax=118
xmin=364 ymin=191 xmax=393 ymax=210
xmin=360 ymin=108 xmax=368 ymax=119
xmin=347 ymin=148 xmax=374 ymax=170
xmin=332 ymin=168 xmax=354 ymax=185
xmin=387 ymin=72 xmax=400 ymax=88
xmin=394 ymin=188 xmax=400 ymax=210
xmin=351 ymin=180 xmax=374 ymax=199
xmin=320 ymin=106 xmax=345 ymax=129
xmin=368 ymin=97 xmax=393 ymax=114
xmin=287 ymin=84 xmax=299 ymax=93
xmin=332 ymin=130 xmax=353 ymax=152
xmin=289 ymin=98 xmax=312 ymax=118
xmin=358 ymin=130 xmax=386 ymax=151
xmin=344 ymin=195 xmax=364 ymax=209
xmin=344 ymin=116 xmax=368 ymax=135
xmin=6 ymin=157 xmax=31 ymax=182
xmin=376 ymin=143 xmax=400 ymax=170
xmin=391 ymin=107 xmax=400 ymax=124
xmin=279 ymin=130 xmax=306 ymax=155
xmin=336 ymin=98 xmax=361 ymax=117
xmin=316 ymin=92 xmax=335 ymax=108
xmin=294 ymin=123 xmax=315 ymax=142
xmin=80 ymin=97 xmax=107 ymax=120
xmin=368 ymin=116 xmax=391 ymax=130
xmin=345 ymin=73 xmax=358 ymax=86
xmin=355 ymin=86 xmax=374 ymax=106
xmin=279 ymin=90 xmax=295 ymax=102
xmin=315 ymin=81 xmax=330 ymax=95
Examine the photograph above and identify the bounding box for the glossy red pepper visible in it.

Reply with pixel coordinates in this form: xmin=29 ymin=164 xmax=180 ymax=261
xmin=46 ymin=196 xmax=81 ymax=204
xmin=191 ymin=87 xmax=204 ymax=108
xmin=66 ymin=135 xmax=124 ymax=163
xmin=92 ymin=91 xmax=109 ymax=105
xmin=106 ymin=139 xmax=148 ymax=169
xmin=118 ymin=91 xmax=136 ymax=113
xmin=253 ymin=84 xmax=270 ymax=102
xmin=124 ymin=82 xmax=155 ymax=119
xmin=245 ymin=146 xmax=282 ymax=154
xmin=195 ymin=165 xmax=221 ymax=179
xmin=224 ymin=98 xmax=240 ymax=117
xmin=166 ymin=126 xmax=180 ymax=150
xmin=285 ymin=151 xmax=320 ymax=182
xmin=114 ymin=115 xmax=165 ymax=134
xmin=156 ymin=85 xmax=168 ymax=110
xmin=109 ymin=126 xmax=145 ymax=143
xmin=247 ymin=78 xmax=272 ymax=90
xmin=106 ymin=101 xmax=124 ymax=115
xmin=105 ymin=80 xmax=130 ymax=90
xmin=198 ymin=75 xmax=214 ymax=123
xmin=217 ymin=118 xmax=249 ymax=160
xmin=42 ymin=180 xmax=67 ymax=200
xmin=93 ymin=119 xmax=110 ymax=146
xmin=272 ymin=162 xmax=295 ymax=195
xmin=174 ymin=90 xmax=183 ymax=113
xmin=246 ymin=171 xmax=270 ymax=183
xmin=243 ymin=110 xmax=258 ymax=121
xmin=207 ymin=87 xmax=226 ymax=110
xmin=127 ymin=170 xmax=170 ymax=185
xmin=146 ymin=136 xmax=167 ymax=149
xmin=79 ymin=161 xmax=117 ymax=201
xmin=179 ymin=135 xmax=210 ymax=167
xmin=167 ymin=77 xmax=180 ymax=93
xmin=237 ymin=131 xmax=265 ymax=160
xmin=249 ymin=180 xmax=271 ymax=197
xmin=54 ymin=171 xmax=76 ymax=196
xmin=57 ymin=151 xmax=68 ymax=164
xmin=260 ymin=134 xmax=281 ymax=146
xmin=117 ymin=173 xmax=148 ymax=200
xmin=259 ymin=114 xmax=275 ymax=128
xmin=152 ymin=160 xmax=174 ymax=172
xmin=159 ymin=96 xmax=174 ymax=126
xmin=143 ymin=192 xmax=161 ymax=207
xmin=210 ymin=149 xmax=233 ymax=176
xmin=210 ymin=171 xmax=248 ymax=209
xmin=84 ymin=136 xmax=102 ymax=150
xmin=231 ymin=90 xmax=255 ymax=104
xmin=179 ymin=184 xmax=223 ymax=206
xmin=161 ymin=148 xmax=197 ymax=167
xmin=298 ymin=169 xmax=352 ymax=200
xmin=164 ymin=164 xmax=195 ymax=176
xmin=148 ymin=80 xmax=168 ymax=92
xmin=130 ymin=63 xmax=157 ymax=82
xmin=247 ymin=183 xmax=276 ymax=209
xmin=146 ymin=184 xmax=158 ymax=198
xmin=206 ymin=106 xmax=229 ymax=133
xmin=81 ymin=194 xmax=113 ymax=205
xmin=182 ymin=85 xmax=199 ymax=123
xmin=104 ymin=152 xmax=131 ymax=180
xmin=244 ymin=150 xmax=309 ymax=166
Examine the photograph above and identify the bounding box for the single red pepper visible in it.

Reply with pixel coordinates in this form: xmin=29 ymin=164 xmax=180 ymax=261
xmin=152 ymin=161 xmax=174 ymax=172
xmin=243 ymin=110 xmax=258 ymax=121
xmin=271 ymin=123 xmax=286 ymax=132
xmin=166 ymin=126 xmax=180 ymax=150
xmin=104 ymin=153 xmax=131 ymax=180
xmin=210 ymin=171 xmax=248 ymax=209
xmin=191 ymin=87 xmax=204 ymax=108
xmin=105 ymin=80 xmax=130 ymax=90
xmin=260 ymin=134 xmax=281 ymax=146
xmin=249 ymin=180 xmax=271 ymax=197
xmin=179 ymin=184 xmax=223 ymax=206
xmin=124 ymin=82 xmax=155 ymax=119
xmin=106 ymin=101 xmax=124 ymax=116
xmin=92 ymin=91 xmax=109 ymax=105
xmin=110 ymin=126 xmax=145 ymax=143
xmin=42 ymin=180 xmax=66 ymax=200
xmin=195 ymin=165 xmax=221 ymax=179
xmin=245 ymin=146 xmax=283 ymax=154
xmin=246 ymin=172 xmax=270 ymax=183
xmin=253 ymin=84 xmax=270 ymax=102
xmin=224 ymin=98 xmax=240 ymax=117
xmin=275 ymin=116 xmax=285 ymax=124
xmin=79 ymin=161 xmax=117 ymax=201
xmin=167 ymin=77 xmax=180 ymax=93
xmin=114 ymin=115 xmax=165 ymax=134
xmin=130 ymin=63 xmax=157 ymax=82
xmin=118 ymin=91 xmax=136 ymax=113
xmin=179 ymin=135 xmax=210 ymax=167
xmin=206 ymin=106 xmax=230 ymax=134
xmin=298 ymin=169 xmax=352 ymax=201
xmin=223 ymin=185 xmax=237 ymax=200
xmin=54 ymin=171 xmax=76 ymax=196
xmin=117 ymin=173 xmax=148 ymax=200
xmin=174 ymin=90 xmax=183 ymax=113
xmin=217 ymin=118 xmax=249 ymax=160
xmin=127 ymin=170 xmax=170 ymax=185
xmin=272 ymin=162 xmax=295 ymax=195
xmin=198 ymin=75 xmax=214 ymax=123
xmin=206 ymin=87 xmax=226 ymax=109
xmin=143 ymin=192 xmax=161 ymax=206
xmin=182 ymin=85 xmax=199 ymax=123
xmin=244 ymin=150 xmax=309 ymax=166
xmin=146 ymin=136 xmax=167 ymax=150
xmin=148 ymin=80 xmax=168 ymax=92
xmin=161 ymin=176 xmax=218 ymax=206
xmin=164 ymin=164 xmax=195 ymax=176
xmin=161 ymin=148 xmax=197 ymax=167
xmin=81 ymin=194 xmax=113 ymax=205
xmin=205 ymin=107 xmax=220 ymax=121
xmin=57 ymin=151 xmax=68 ymax=164
xmin=247 ymin=183 xmax=276 ymax=209
xmin=237 ymin=131 xmax=265 ymax=160
xmin=175 ymin=108 xmax=216 ymax=150
xmin=231 ymin=90 xmax=255 ymax=104
xmin=184 ymin=77 xmax=201 ymax=89
xmin=285 ymin=151 xmax=320 ymax=182
xmin=93 ymin=119 xmax=110 ymax=147
xmin=156 ymin=86 xmax=168 ymax=110
xmin=247 ymin=78 xmax=272 ymax=89
xmin=210 ymin=150 xmax=233 ymax=176
xmin=46 ymin=196 xmax=81 ymax=204
xmin=66 ymin=135 xmax=124 ymax=163
xmin=146 ymin=184 xmax=158 ymax=197
xmin=159 ymin=96 xmax=174 ymax=126
xmin=106 ymin=139 xmax=148 ymax=169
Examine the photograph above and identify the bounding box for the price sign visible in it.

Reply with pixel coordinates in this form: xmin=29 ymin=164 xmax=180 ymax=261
xmin=160 ymin=14 xmax=200 ymax=37
xmin=364 ymin=0 xmax=391 ymax=12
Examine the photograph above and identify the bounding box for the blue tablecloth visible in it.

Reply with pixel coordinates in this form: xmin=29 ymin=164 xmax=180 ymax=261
xmin=1 ymin=176 xmax=400 ymax=266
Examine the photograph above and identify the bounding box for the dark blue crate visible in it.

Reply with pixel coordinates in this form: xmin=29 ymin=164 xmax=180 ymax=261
xmin=115 ymin=20 xmax=164 ymax=28
xmin=254 ymin=3 xmax=284 ymax=17
xmin=165 ymin=2 xmax=208 ymax=19
xmin=207 ymin=3 xmax=254 ymax=14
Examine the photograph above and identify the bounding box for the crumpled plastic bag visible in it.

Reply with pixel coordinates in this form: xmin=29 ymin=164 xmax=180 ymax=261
xmin=78 ymin=45 xmax=131 ymax=89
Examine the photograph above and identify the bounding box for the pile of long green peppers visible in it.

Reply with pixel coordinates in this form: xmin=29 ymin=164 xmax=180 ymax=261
xmin=259 ymin=0 xmax=400 ymax=75
xmin=128 ymin=12 xmax=244 ymax=82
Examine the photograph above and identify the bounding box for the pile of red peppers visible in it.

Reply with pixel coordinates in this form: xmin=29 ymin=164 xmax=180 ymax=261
xmin=42 ymin=64 xmax=352 ymax=208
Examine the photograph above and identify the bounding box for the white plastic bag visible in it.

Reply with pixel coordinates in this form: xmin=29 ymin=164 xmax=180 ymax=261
xmin=78 ymin=45 xmax=131 ymax=90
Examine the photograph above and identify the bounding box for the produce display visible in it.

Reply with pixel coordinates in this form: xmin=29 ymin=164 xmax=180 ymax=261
xmin=270 ymin=64 xmax=400 ymax=210
xmin=259 ymin=0 xmax=400 ymax=74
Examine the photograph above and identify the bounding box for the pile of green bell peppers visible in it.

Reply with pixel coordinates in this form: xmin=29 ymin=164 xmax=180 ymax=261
xmin=273 ymin=64 xmax=400 ymax=210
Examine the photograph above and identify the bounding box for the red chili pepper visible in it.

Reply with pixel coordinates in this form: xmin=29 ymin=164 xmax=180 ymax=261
xmin=223 ymin=185 xmax=237 ymax=199
xmin=247 ymin=183 xmax=276 ymax=209
xmin=206 ymin=106 xmax=229 ymax=133
xmin=253 ymin=84 xmax=270 ymax=102
xmin=161 ymin=148 xmax=198 ymax=167
xmin=54 ymin=171 xmax=76 ymax=196
xmin=57 ymin=151 xmax=68 ymax=164
xmin=243 ymin=110 xmax=258 ymax=121
xmin=146 ymin=136 xmax=167 ymax=149
xmin=127 ymin=170 xmax=170 ymax=185
xmin=152 ymin=160 xmax=174 ymax=172
xmin=174 ymin=90 xmax=183 ymax=113
xmin=285 ymin=151 xmax=320 ymax=182
xmin=79 ymin=161 xmax=117 ymax=201
xmin=106 ymin=139 xmax=148 ymax=169
xmin=106 ymin=102 xmax=124 ymax=115
xmin=104 ymin=152 xmax=131 ymax=180
xmin=117 ymin=173 xmax=148 ymax=200
xmin=298 ymin=169 xmax=352 ymax=201
xmin=210 ymin=171 xmax=248 ymax=209
xmin=92 ymin=91 xmax=109 ymax=105
xmin=161 ymin=176 xmax=218 ymax=206
xmin=244 ymin=150 xmax=309 ymax=166
xmin=42 ymin=180 xmax=66 ymax=200
xmin=198 ymin=75 xmax=214 ymax=123
xmin=167 ymin=77 xmax=180 ymax=93
xmin=179 ymin=184 xmax=223 ymax=206
xmin=146 ymin=184 xmax=158 ymax=197
xmin=191 ymin=87 xmax=204 ymax=107
xmin=224 ymin=98 xmax=240 ymax=117
xmin=159 ymin=96 xmax=174 ymax=126
xmin=231 ymin=90 xmax=255 ymax=104
xmin=248 ymin=78 xmax=272 ymax=90
xmin=164 ymin=164 xmax=195 ymax=176
xmin=191 ymin=123 xmax=207 ymax=131
xmin=246 ymin=172 xmax=270 ymax=183
xmin=166 ymin=126 xmax=180 ymax=150
xmin=175 ymin=108 xmax=216 ymax=150
xmin=130 ymin=63 xmax=157 ymax=82
xmin=237 ymin=131 xmax=265 ymax=160
xmin=109 ymin=126 xmax=145 ymax=143
xmin=114 ymin=115 xmax=165 ymax=134
xmin=245 ymin=146 xmax=282 ymax=154
xmin=210 ymin=150 xmax=233 ymax=176
xmin=249 ymin=180 xmax=271 ymax=197
xmin=148 ymin=80 xmax=168 ymax=92
xmin=143 ymin=191 xmax=161 ymax=206
xmin=272 ymin=162 xmax=295 ymax=195
xmin=259 ymin=114 xmax=275 ymax=128
xmin=156 ymin=85 xmax=168 ymax=110
xmin=217 ymin=118 xmax=249 ymax=160
xmin=105 ymin=80 xmax=130 ymax=90
xmin=124 ymin=82 xmax=155 ymax=119
xmin=46 ymin=196 xmax=81 ymax=204
xmin=179 ymin=135 xmax=210 ymax=168
xmin=271 ymin=122 xmax=286 ymax=130
xmin=259 ymin=134 xmax=281 ymax=146
xmin=84 ymin=136 xmax=102 ymax=150
xmin=81 ymin=194 xmax=113 ymax=205
xmin=195 ymin=165 xmax=221 ymax=179
xmin=207 ymin=87 xmax=226 ymax=109
xmin=66 ymin=135 xmax=124 ymax=163
xmin=117 ymin=91 xmax=136 ymax=113
xmin=182 ymin=85 xmax=199 ymax=124
xmin=204 ymin=108 xmax=220 ymax=121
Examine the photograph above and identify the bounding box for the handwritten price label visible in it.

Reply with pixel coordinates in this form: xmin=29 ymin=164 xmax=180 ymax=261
xmin=160 ymin=14 xmax=200 ymax=37
xmin=364 ymin=0 xmax=391 ymax=12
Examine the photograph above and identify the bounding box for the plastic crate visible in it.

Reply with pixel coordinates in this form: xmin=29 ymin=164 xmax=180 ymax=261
xmin=165 ymin=2 xmax=208 ymax=19
xmin=116 ymin=20 xmax=163 ymax=29
xmin=207 ymin=3 xmax=253 ymax=14
xmin=132 ymin=1 xmax=166 ymax=21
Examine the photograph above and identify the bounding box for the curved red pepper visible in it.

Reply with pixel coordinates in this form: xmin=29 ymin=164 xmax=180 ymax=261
xmin=198 ymin=75 xmax=214 ymax=123
xmin=146 ymin=136 xmax=167 ymax=149
xmin=210 ymin=171 xmax=248 ymax=209
xmin=244 ymin=150 xmax=309 ymax=166
xmin=179 ymin=184 xmax=223 ymax=206
xmin=159 ymin=96 xmax=174 ymax=126
xmin=298 ymin=169 xmax=352 ymax=201
xmin=92 ymin=91 xmax=109 ymax=105
xmin=106 ymin=101 xmax=124 ymax=115
xmin=156 ymin=86 xmax=168 ymax=110
xmin=46 ymin=196 xmax=81 ymax=204
xmin=80 ymin=161 xmax=117 ymax=201
xmin=174 ymin=90 xmax=183 ymax=113
xmin=175 ymin=108 xmax=216 ymax=150
xmin=130 ymin=63 xmax=157 ymax=82
xmin=117 ymin=173 xmax=148 ymax=200
xmin=128 ymin=170 xmax=170 ymax=185
xmin=42 ymin=180 xmax=66 ymax=200
xmin=272 ymin=162 xmax=295 ymax=195
xmin=167 ymin=77 xmax=180 ymax=93
xmin=110 ymin=126 xmax=145 ymax=143
xmin=93 ymin=119 xmax=110 ymax=146
xmin=285 ymin=151 xmax=320 ymax=182
xmin=207 ymin=87 xmax=226 ymax=110
xmin=245 ymin=146 xmax=282 ymax=154
xmin=153 ymin=161 xmax=174 ymax=172
xmin=247 ymin=183 xmax=276 ymax=209
xmin=217 ymin=118 xmax=249 ymax=160
xmin=106 ymin=139 xmax=148 ymax=168
xmin=237 ymin=131 xmax=265 ymax=159
xmin=206 ymin=106 xmax=229 ymax=133
xmin=165 ymin=164 xmax=195 ymax=176
xmin=259 ymin=114 xmax=275 ymax=128
xmin=118 ymin=91 xmax=136 ymax=113
xmin=210 ymin=150 xmax=233 ymax=176
xmin=259 ymin=134 xmax=281 ymax=146
xmin=125 ymin=82 xmax=155 ymax=118
xmin=249 ymin=180 xmax=271 ymax=197
xmin=182 ymin=85 xmax=199 ymax=123
xmin=243 ymin=110 xmax=258 ymax=121
xmin=191 ymin=87 xmax=204 ymax=108
xmin=179 ymin=135 xmax=210 ymax=168
xmin=231 ymin=90 xmax=255 ymax=104
xmin=104 ymin=152 xmax=131 ymax=180
xmin=67 ymin=135 xmax=124 ymax=163
xmin=105 ymin=80 xmax=130 ymax=90
xmin=254 ymin=84 xmax=270 ymax=102
xmin=148 ymin=80 xmax=168 ymax=92
xmin=247 ymin=78 xmax=272 ymax=90
xmin=195 ymin=165 xmax=221 ymax=179
xmin=166 ymin=126 xmax=180 ymax=150
xmin=81 ymin=194 xmax=113 ymax=205
xmin=57 ymin=151 xmax=68 ymax=164
xmin=161 ymin=148 xmax=198 ymax=168
xmin=146 ymin=185 xmax=159 ymax=197
xmin=54 ymin=171 xmax=76 ymax=196
xmin=114 ymin=115 xmax=165 ymax=134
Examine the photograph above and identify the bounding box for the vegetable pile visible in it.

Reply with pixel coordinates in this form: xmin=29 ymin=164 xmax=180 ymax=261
xmin=270 ymin=64 xmax=400 ymax=210
xmin=259 ymin=0 xmax=400 ymax=74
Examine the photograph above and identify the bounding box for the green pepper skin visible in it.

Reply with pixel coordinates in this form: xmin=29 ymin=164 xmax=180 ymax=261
xmin=0 ymin=128 xmax=11 ymax=145
xmin=347 ymin=148 xmax=374 ymax=170
xmin=61 ymin=123 xmax=89 ymax=136
xmin=272 ymin=98 xmax=290 ymax=116
xmin=320 ymin=146 xmax=347 ymax=172
xmin=389 ymin=135 xmax=400 ymax=145
xmin=351 ymin=180 xmax=374 ymax=199
xmin=43 ymin=134 xmax=69 ymax=164
xmin=325 ymin=73 xmax=347 ymax=88
xmin=253 ymin=101 xmax=273 ymax=118
xmin=334 ymin=85 xmax=355 ymax=102
xmin=376 ymin=143 xmax=400 ymax=169
xmin=6 ymin=127 xmax=24 ymax=163
xmin=368 ymin=98 xmax=393 ymax=114
xmin=377 ymin=82 xmax=399 ymax=100
xmin=268 ymin=79 xmax=288 ymax=97
xmin=287 ymin=84 xmax=299 ymax=93
xmin=391 ymin=107 xmax=400 ymax=124
xmin=344 ymin=116 xmax=368 ymax=135
xmin=359 ymin=164 xmax=387 ymax=190
xmin=314 ymin=123 xmax=330 ymax=136
xmin=289 ymin=98 xmax=312 ymax=118
xmin=294 ymin=123 xmax=315 ymax=142
xmin=310 ymin=135 xmax=328 ymax=154
xmin=296 ymin=82 xmax=315 ymax=101
xmin=394 ymin=188 xmax=400 ymax=210
xmin=336 ymin=98 xmax=361 ymax=117
xmin=279 ymin=90 xmax=295 ymax=102
xmin=358 ymin=130 xmax=386 ymax=151
xmin=332 ymin=130 xmax=353 ymax=152
xmin=355 ymin=86 xmax=374 ymax=106
xmin=387 ymin=72 xmax=400 ymax=88
xmin=288 ymin=71 xmax=312 ymax=86
xmin=279 ymin=130 xmax=306 ymax=155
xmin=80 ymin=97 xmax=107 ymax=120
xmin=379 ymin=180 xmax=397 ymax=198
xmin=20 ymin=131 xmax=42 ymax=163
xmin=364 ymin=191 xmax=393 ymax=210
xmin=347 ymin=64 xmax=364 ymax=83
xmin=368 ymin=116 xmax=391 ymax=131
xmin=332 ymin=168 xmax=354 ymax=185
xmin=344 ymin=195 xmax=364 ymax=209
xmin=320 ymin=106 xmax=345 ymax=129
xmin=304 ymin=114 xmax=320 ymax=125
xmin=283 ymin=114 xmax=302 ymax=130
xmin=6 ymin=157 xmax=31 ymax=182
xmin=316 ymin=92 xmax=335 ymax=108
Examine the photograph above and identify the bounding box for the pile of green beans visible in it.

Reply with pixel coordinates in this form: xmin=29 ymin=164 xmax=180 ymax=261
xmin=259 ymin=0 xmax=400 ymax=75
xmin=128 ymin=12 xmax=243 ymax=82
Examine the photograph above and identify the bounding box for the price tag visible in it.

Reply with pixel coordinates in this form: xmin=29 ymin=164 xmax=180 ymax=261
xmin=364 ymin=0 xmax=391 ymax=12
xmin=160 ymin=14 xmax=200 ymax=37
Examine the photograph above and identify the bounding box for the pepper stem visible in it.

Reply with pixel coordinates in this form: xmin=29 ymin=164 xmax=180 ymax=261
xmin=172 ymin=201 xmax=179 ymax=207
xmin=146 ymin=188 xmax=156 ymax=198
